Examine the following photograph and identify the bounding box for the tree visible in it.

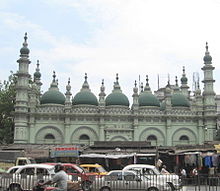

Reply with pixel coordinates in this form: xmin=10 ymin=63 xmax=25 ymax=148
xmin=0 ymin=71 xmax=17 ymax=144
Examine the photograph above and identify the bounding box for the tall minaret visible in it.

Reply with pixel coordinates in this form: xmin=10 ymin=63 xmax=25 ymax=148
xmin=14 ymin=33 xmax=31 ymax=143
xmin=202 ymin=42 xmax=216 ymax=141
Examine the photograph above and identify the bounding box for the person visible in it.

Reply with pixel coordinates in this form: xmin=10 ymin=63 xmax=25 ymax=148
xmin=192 ymin=167 xmax=198 ymax=185
xmin=180 ymin=168 xmax=187 ymax=185
xmin=39 ymin=164 xmax=68 ymax=191
xmin=161 ymin=165 xmax=170 ymax=174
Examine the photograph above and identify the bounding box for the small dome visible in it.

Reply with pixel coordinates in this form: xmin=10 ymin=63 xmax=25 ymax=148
xmin=72 ymin=91 xmax=98 ymax=106
xmin=105 ymin=92 xmax=129 ymax=106
xmin=34 ymin=71 xmax=41 ymax=78
xmin=20 ymin=46 xmax=30 ymax=55
xmin=181 ymin=76 xmax=187 ymax=84
xmin=40 ymin=90 xmax=65 ymax=105
xmin=171 ymin=93 xmax=190 ymax=107
xmin=203 ymin=55 xmax=212 ymax=62
xmin=138 ymin=92 xmax=160 ymax=107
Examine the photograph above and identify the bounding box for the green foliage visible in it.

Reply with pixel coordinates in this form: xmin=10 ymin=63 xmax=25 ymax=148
xmin=0 ymin=71 xmax=17 ymax=144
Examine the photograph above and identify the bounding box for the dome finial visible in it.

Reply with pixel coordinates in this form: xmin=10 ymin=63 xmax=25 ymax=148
xmin=146 ymin=75 xmax=149 ymax=85
xmin=206 ymin=42 xmax=208 ymax=52
xmin=53 ymin=71 xmax=56 ymax=82
xmin=68 ymin=78 xmax=70 ymax=85
xmin=175 ymin=76 xmax=178 ymax=86
xmin=102 ymin=79 xmax=104 ymax=85
xmin=116 ymin=73 xmax=119 ymax=83
xmin=34 ymin=60 xmax=41 ymax=79
xmin=141 ymin=82 xmax=143 ymax=92
xmin=183 ymin=66 xmax=185 ymax=74
xmin=85 ymin=73 xmax=88 ymax=82
xmin=135 ymin=80 xmax=137 ymax=87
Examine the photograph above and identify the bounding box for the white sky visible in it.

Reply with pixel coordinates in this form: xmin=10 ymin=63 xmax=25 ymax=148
xmin=1 ymin=0 xmax=220 ymax=104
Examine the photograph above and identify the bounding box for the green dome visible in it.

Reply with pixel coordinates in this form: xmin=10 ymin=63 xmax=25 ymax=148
xmin=105 ymin=92 xmax=129 ymax=106
xmin=171 ymin=93 xmax=190 ymax=107
xmin=40 ymin=90 xmax=65 ymax=105
xmin=138 ymin=92 xmax=160 ymax=107
xmin=72 ymin=91 xmax=98 ymax=106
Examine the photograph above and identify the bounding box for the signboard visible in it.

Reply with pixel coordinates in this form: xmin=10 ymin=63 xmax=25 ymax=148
xmin=25 ymin=149 xmax=49 ymax=158
xmin=50 ymin=146 xmax=79 ymax=158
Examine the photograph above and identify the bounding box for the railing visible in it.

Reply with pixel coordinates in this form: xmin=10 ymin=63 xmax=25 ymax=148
xmin=0 ymin=173 xmax=220 ymax=191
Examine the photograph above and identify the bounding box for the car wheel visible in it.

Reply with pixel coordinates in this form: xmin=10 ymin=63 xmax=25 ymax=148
xmin=9 ymin=184 xmax=22 ymax=191
xmin=147 ymin=187 xmax=159 ymax=191
xmin=100 ymin=187 xmax=111 ymax=191
xmin=81 ymin=181 xmax=91 ymax=191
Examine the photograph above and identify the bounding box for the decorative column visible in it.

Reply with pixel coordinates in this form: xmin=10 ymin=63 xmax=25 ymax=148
xmin=132 ymin=81 xmax=139 ymax=141
xmin=64 ymin=78 xmax=72 ymax=143
xmin=98 ymin=80 xmax=106 ymax=141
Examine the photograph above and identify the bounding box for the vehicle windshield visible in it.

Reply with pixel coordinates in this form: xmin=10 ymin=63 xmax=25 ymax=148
xmin=74 ymin=165 xmax=85 ymax=173
xmin=97 ymin=166 xmax=106 ymax=173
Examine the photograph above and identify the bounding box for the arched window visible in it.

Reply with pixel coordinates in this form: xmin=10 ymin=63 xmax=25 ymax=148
xmin=44 ymin=133 xmax=55 ymax=144
xmin=79 ymin=134 xmax=90 ymax=146
xmin=45 ymin=134 xmax=55 ymax=139
xmin=179 ymin=135 xmax=189 ymax=144
xmin=147 ymin=135 xmax=157 ymax=146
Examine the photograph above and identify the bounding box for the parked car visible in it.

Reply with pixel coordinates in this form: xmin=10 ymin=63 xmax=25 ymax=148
xmin=0 ymin=164 xmax=55 ymax=191
xmin=122 ymin=164 xmax=181 ymax=190
xmin=91 ymin=170 xmax=174 ymax=191
xmin=6 ymin=165 xmax=24 ymax=174
xmin=80 ymin=164 xmax=108 ymax=176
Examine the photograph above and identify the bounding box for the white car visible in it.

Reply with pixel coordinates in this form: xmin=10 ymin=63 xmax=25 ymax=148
xmin=122 ymin=164 xmax=181 ymax=190
xmin=0 ymin=164 xmax=55 ymax=191
xmin=91 ymin=170 xmax=174 ymax=191
xmin=7 ymin=165 xmax=24 ymax=174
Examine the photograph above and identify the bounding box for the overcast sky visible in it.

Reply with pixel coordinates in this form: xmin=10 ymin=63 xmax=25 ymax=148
xmin=1 ymin=0 xmax=220 ymax=103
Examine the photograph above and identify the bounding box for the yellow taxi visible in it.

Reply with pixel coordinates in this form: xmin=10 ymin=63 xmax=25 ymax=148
xmin=80 ymin=164 xmax=108 ymax=176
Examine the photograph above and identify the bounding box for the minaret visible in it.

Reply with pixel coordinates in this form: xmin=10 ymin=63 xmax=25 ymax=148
xmin=202 ymin=42 xmax=216 ymax=141
xmin=180 ymin=66 xmax=189 ymax=97
xmin=14 ymin=33 xmax=31 ymax=143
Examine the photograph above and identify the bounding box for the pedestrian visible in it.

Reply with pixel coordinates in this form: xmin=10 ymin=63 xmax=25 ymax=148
xmin=161 ymin=165 xmax=170 ymax=174
xmin=38 ymin=164 xmax=68 ymax=191
xmin=180 ymin=168 xmax=187 ymax=185
xmin=192 ymin=166 xmax=198 ymax=185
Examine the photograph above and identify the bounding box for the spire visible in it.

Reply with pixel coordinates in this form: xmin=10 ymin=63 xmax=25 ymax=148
xmin=140 ymin=82 xmax=144 ymax=92
xmin=112 ymin=73 xmax=121 ymax=93
xmin=133 ymin=80 xmax=138 ymax=94
xmin=173 ymin=76 xmax=180 ymax=92
xmin=20 ymin=32 xmax=30 ymax=56
xmin=65 ymin=78 xmax=72 ymax=105
xmin=99 ymin=79 xmax=106 ymax=105
xmin=81 ymin=73 xmax=90 ymax=91
xmin=203 ymin=42 xmax=212 ymax=64
xmin=49 ymin=71 xmax=59 ymax=90
xmin=34 ymin=60 xmax=41 ymax=80
xmin=181 ymin=66 xmax=188 ymax=84
xmin=144 ymin=75 xmax=151 ymax=92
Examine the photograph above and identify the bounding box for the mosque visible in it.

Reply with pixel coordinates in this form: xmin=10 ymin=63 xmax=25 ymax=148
xmin=14 ymin=33 xmax=218 ymax=147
